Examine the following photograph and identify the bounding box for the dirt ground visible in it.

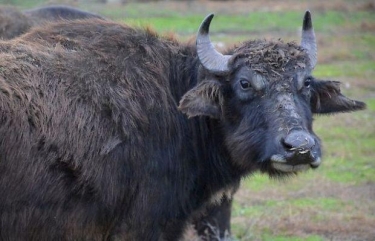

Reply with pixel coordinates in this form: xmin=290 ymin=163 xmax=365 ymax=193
xmin=184 ymin=182 xmax=375 ymax=240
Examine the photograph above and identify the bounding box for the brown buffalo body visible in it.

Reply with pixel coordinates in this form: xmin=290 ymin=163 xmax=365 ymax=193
xmin=0 ymin=14 xmax=364 ymax=240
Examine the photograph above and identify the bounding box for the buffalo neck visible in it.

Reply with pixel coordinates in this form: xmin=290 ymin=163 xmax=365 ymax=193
xmin=168 ymin=45 xmax=241 ymax=197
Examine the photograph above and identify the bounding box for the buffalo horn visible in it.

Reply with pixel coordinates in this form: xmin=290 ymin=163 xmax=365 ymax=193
xmin=196 ymin=14 xmax=231 ymax=75
xmin=301 ymin=11 xmax=317 ymax=69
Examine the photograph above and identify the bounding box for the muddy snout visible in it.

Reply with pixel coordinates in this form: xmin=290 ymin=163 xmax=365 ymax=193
xmin=282 ymin=131 xmax=315 ymax=156
xmin=271 ymin=131 xmax=321 ymax=173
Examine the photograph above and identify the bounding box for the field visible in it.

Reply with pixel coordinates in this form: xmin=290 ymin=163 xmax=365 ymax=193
xmin=2 ymin=0 xmax=374 ymax=240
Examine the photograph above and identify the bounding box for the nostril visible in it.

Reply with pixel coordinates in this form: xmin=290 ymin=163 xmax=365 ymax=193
xmin=281 ymin=138 xmax=294 ymax=150
xmin=282 ymin=131 xmax=315 ymax=152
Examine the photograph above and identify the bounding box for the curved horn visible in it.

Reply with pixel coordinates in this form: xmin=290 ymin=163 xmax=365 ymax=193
xmin=196 ymin=14 xmax=231 ymax=75
xmin=301 ymin=11 xmax=317 ymax=69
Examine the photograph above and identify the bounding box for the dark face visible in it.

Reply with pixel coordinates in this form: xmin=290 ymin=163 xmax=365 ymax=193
xmin=220 ymin=55 xmax=322 ymax=175
xmin=179 ymin=12 xmax=365 ymax=176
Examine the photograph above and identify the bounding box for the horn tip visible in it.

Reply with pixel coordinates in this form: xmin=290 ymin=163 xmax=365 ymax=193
xmin=199 ymin=14 xmax=215 ymax=34
xmin=303 ymin=10 xmax=313 ymax=30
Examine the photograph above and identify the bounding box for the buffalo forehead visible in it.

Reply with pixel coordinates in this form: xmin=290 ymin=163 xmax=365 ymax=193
xmin=232 ymin=39 xmax=310 ymax=81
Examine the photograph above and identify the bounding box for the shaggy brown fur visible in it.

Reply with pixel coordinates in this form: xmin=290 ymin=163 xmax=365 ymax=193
xmin=0 ymin=19 xmax=197 ymax=240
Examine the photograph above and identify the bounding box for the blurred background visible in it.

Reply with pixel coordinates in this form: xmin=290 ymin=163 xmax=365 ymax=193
xmin=0 ymin=0 xmax=374 ymax=240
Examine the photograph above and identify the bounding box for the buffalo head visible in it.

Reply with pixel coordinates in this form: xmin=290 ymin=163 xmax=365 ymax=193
xmin=179 ymin=11 xmax=365 ymax=176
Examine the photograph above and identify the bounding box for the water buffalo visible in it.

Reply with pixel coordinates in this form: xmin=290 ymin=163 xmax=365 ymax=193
xmin=0 ymin=11 xmax=365 ymax=240
xmin=0 ymin=5 xmax=104 ymax=40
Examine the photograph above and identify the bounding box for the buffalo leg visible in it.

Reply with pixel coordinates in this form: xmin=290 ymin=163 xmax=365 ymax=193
xmin=193 ymin=195 xmax=233 ymax=240
xmin=192 ymin=181 xmax=239 ymax=241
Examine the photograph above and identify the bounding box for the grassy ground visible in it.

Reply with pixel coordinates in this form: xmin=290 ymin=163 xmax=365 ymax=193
xmin=2 ymin=0 xmax=374 ymax=240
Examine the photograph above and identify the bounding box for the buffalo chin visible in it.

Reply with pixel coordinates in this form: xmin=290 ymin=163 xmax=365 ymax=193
xmin=269 ymin=155 xmax=321 ymax=174
xmin=271 ymin=162 xmax=310 ymax=173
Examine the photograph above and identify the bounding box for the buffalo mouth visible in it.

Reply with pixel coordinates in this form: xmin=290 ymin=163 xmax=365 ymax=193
xmin=270 ymin=153 xmax=321 ymax=173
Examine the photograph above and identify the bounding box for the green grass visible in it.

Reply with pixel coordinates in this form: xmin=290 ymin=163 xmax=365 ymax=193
xmin=231 ymin=193 xmax=335 ymax=240
xmin=366 ymin=98 xmax=375 ymax=111
xmin=0 ymin=0 xmax=46 ymax=8
xmin=232 ymin=228 xmax=325 ymax=241
xmin=234 ymin=196 xmax=347 ymax=216
xmin=109 ymin=11 xmax=374 ymax=36
xmin=314 ymin=61 xmax=375 ymax=78
xmin=260 ymin=233 xmax=325 ymax=241
xmin=359 ymin=33 xmax=375 ymax=47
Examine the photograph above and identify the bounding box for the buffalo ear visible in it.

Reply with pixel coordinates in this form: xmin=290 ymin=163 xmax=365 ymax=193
xmin=310 ymin=80 xmax=366 ymax=114
xmin=178 ymin=80 xmax=223 ymax=119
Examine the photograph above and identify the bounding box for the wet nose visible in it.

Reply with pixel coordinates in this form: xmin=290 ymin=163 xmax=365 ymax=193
xmin=282 ymin=131 xmax=315 ymax=154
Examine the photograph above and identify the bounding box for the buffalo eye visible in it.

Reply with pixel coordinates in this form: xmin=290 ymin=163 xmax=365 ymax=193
xmin=240 ymin=79 xmax=251 ymax=90
xmin=304 ymin=77 xmax=312 ymax=88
